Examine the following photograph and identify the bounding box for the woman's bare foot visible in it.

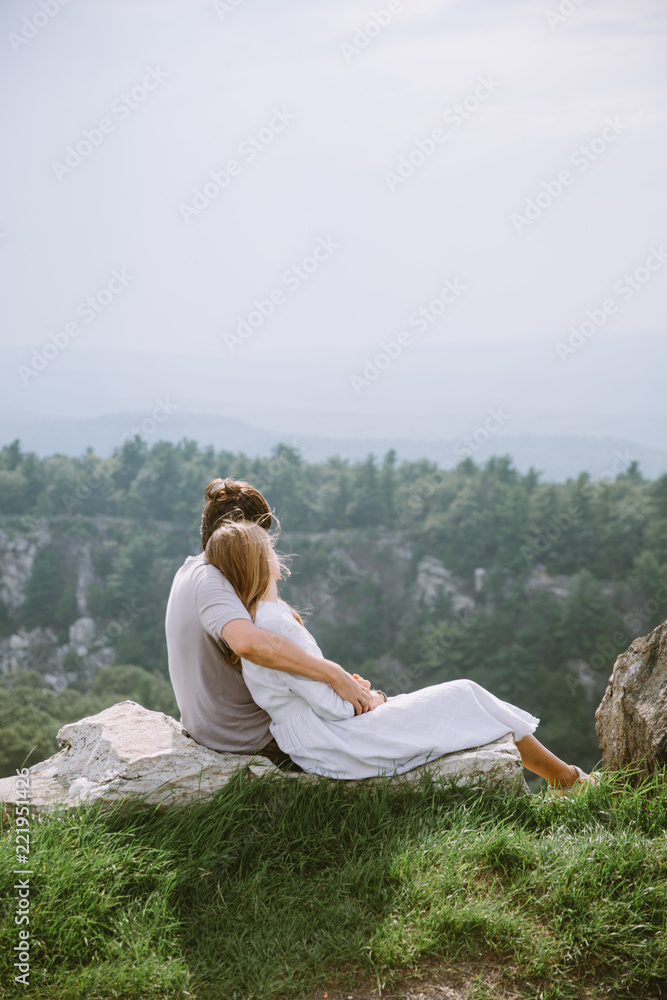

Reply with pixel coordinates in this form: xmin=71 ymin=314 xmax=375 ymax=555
xmin=515 ymin=735 xmax=582 ymax=787
xmin=548 ymin=763 xmax=580 ymax=788
xmin=548 ymin=764 xmax=601 ymax=799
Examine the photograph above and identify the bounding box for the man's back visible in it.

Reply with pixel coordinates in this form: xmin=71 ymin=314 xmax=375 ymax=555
xmin=165 ymin=552 xmax=272 ymax=753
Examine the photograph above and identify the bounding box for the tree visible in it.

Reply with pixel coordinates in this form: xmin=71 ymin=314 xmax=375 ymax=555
xmin=0 ymin=599 xmax=14 ymax=637
xmin=0 ymin=469 xmax=29 ymax=514
xmin=554 ymin=569 xmax=629 ymax=669
xmin=90 ymin=664 xmax=178 ymax=716
xmin=346 ymin=455 xmax=385 ymax=527
xmin=21 ymin=546 xmax=64 ymax=631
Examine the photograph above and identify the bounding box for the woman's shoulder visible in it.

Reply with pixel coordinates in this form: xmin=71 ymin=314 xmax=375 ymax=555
xmin=255 ymin=601 xmax=316 ymax=644
xmin=255 ymin=600 xmax=301 ymax=625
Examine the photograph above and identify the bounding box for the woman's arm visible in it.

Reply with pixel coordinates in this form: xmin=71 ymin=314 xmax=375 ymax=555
xmin=237 ymin=613 xmax=358 ymax=722
xmin=223 ymin=618 xmax=371 ymax=714
xmin=196 ymin=563 xmax=371 ymax=715
xmin=268 ymin=665 xmax=356 ymax=722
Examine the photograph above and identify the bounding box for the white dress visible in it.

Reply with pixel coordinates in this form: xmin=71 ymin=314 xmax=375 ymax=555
xmin=241 ymin=600 xmax=540 ymax=780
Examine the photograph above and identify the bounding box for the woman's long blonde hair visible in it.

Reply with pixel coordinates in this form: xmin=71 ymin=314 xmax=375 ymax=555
xmin=205 ymin=520 xmax=303 ymax=668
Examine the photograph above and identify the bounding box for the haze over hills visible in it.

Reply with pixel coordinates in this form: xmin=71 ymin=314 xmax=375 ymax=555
xmin=3 ymin=335 xmax=666 ymax=446
xmin=2 ymin=338 xmax=666 ymax=480
xmin=2 ymin=408 xmax=666 ymax=483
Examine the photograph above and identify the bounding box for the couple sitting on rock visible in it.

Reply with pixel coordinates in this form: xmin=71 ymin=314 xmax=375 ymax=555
xmin=166 ymin=478 xmax=596 ymax=794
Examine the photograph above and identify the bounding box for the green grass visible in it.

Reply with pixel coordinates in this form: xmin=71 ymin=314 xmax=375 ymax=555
xmin=1 ymin=769 xmax=666 ymax=1000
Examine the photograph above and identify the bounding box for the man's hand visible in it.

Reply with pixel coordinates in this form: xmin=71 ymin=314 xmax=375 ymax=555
xmin=330 ymin=666 xmax=372 ymax=714
xmin=353 ymin=675 xmax=385 ymax=710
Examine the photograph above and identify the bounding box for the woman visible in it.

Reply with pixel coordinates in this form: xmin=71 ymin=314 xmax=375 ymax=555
xmin=205 ymin=520 xmax=596 ymax=794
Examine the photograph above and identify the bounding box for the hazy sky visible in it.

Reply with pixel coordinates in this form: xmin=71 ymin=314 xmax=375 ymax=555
xmin=1 ymin=0 xmax=666 ymax=442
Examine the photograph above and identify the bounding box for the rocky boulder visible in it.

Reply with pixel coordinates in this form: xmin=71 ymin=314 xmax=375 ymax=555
xmin=0 ymin=701 xmax=527 ymax=816
xmin=393 ymin=733 xmax=525 ymax=794
xmin=595 ymin=619 xmax=667 ymax=776
xmin=0 ymin=701 xmax=277 ymax=816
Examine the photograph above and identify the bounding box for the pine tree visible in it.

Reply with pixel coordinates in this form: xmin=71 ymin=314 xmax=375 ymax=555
xmin=22 ymin=547 xmax=64 ymax=631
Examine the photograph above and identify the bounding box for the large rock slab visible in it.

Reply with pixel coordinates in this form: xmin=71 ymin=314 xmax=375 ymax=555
xmin=365 ymin=733 xmax=525 ymax=793
xmin=0 ymin=701 xmax=279 ymax=816
xmin=0 ymin=701 xmax=526 ymax=816
xmin=596 ymin=619 xmax=667 ymax=776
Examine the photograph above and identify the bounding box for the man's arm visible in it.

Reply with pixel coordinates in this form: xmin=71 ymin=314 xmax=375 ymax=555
xmin=221 ymin=618 xmax=371 ymax=715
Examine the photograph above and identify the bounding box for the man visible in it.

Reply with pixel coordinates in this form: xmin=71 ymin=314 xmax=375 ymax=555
xmin=166 ymin=477 xmax=371 ymax=768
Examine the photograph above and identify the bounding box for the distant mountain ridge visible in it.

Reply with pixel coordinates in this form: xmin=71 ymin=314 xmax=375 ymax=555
xmin=1 ymin=409 xmax=666 ymax=482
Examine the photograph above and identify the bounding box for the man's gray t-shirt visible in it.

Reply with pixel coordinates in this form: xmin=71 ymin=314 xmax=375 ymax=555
xmin=165 ymin=553 xmax=273 ymax=753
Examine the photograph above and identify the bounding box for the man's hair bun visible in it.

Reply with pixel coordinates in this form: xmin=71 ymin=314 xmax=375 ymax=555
xmin=200 ymin=478 xmax=272 ymax=549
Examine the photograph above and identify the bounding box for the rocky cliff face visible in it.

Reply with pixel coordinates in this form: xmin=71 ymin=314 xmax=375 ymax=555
xmin=0 ymin=521 xmax=97 ymax=615
xmin=1 ymin=618 xmax=115 ymax=691
xmin=0 ymin=518 xmax=115 ymax=687
xmin=278 ymin=528 xmax=485 ymax=634
xmin=0 ymin=523 xmax=44 ymax=611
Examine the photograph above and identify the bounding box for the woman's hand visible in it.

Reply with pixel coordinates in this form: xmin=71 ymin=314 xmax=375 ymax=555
xmin=353 ymin=675 xmax=387 ymax=710
xmin=353 ymin=676 xmax=387 ymax=710
xmin=368 ymin=690 xmax=386 ymax=709
xmin=352 ymin=673 xmax=372 ymax=691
